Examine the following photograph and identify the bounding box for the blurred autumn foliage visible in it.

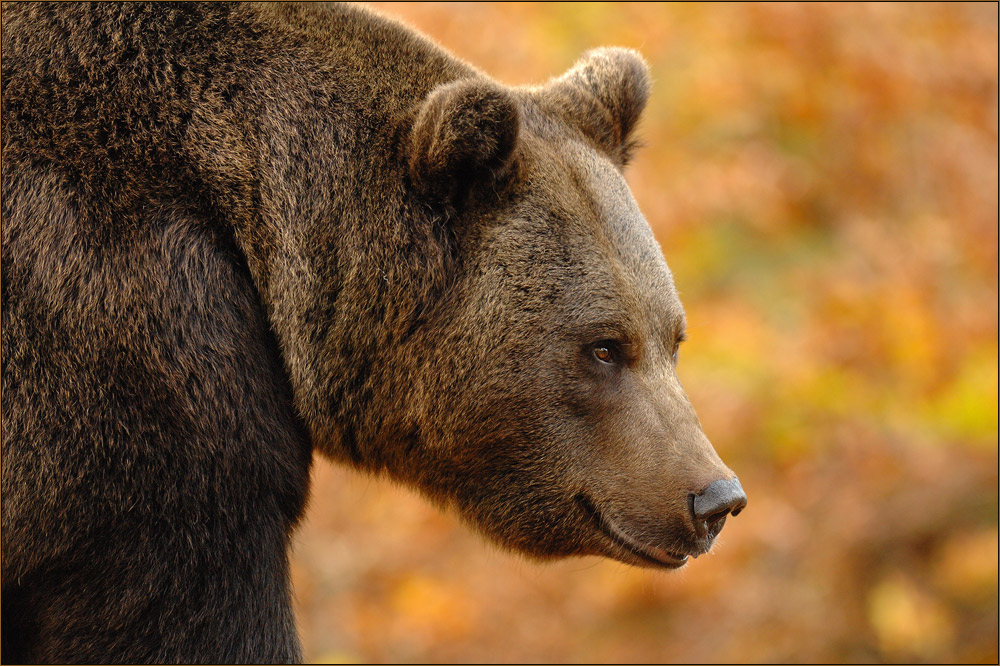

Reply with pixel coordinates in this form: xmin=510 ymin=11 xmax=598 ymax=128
xmin=291 ymin=3 xmax=999 ymax=663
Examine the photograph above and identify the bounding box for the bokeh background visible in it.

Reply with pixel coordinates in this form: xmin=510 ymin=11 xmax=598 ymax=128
xmin=290 ymin=3 xmax=999 ymax=662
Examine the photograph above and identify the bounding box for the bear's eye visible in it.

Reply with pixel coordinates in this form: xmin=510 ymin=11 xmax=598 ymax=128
xmin=672 ymin=332 xmax=687 ymax=364
xmin=591 ymin=340 xmax=623 ymax=366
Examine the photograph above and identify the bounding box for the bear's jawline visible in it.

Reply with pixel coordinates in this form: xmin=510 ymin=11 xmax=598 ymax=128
xmin=575 ymin=494 xmax=689 ymax=569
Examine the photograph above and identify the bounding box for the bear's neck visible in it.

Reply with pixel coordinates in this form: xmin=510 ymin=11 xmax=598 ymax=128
xmin=211 ymin=3 xmax=474 ymax=467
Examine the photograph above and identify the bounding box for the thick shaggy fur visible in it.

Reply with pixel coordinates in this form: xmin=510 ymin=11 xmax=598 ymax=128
xmin=2 ymin=3 xmax=739 ymax=662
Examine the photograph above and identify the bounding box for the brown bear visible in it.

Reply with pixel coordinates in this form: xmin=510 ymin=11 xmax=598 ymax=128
xmin=1 ymin=3 xmax=746 ymax=663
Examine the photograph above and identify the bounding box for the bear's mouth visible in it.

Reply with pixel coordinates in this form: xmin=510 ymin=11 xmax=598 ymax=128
xmin=575 ymin=494 xmax=689 ymax=569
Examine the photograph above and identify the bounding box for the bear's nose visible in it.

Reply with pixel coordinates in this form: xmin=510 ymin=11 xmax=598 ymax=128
xmin=690 ymin=477 xmax=747 ymax=538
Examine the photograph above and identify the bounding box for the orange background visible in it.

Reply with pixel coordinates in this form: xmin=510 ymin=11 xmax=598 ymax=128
xmin=291 ymin=3 xmax=999 ymax=662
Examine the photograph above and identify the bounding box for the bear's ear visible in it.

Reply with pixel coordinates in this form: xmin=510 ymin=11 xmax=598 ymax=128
xmin=544 ymin=47 xmax=651 ymax=165
xmin=408 ymin=79 xmax=520 ymax=204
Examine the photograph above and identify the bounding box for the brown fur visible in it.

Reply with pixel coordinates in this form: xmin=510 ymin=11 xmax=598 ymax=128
xmin=1 ymin=3 xmax=741 ymax=662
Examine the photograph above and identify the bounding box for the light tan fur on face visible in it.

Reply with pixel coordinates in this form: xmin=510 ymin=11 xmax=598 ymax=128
xmin=503 ymin=131 xmax=736 ymax=563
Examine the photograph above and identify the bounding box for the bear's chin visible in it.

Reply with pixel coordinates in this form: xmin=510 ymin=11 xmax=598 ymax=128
xmin=575 ymin=494 xmax=692 ymax=570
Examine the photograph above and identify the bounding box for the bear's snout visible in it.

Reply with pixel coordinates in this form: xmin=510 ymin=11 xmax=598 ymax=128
xmin=689 ymin=477 xmax=747 ymax=539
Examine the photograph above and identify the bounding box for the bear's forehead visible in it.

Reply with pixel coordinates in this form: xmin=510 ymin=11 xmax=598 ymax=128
xmin=506 ymin=132 xmax=685 ymax=340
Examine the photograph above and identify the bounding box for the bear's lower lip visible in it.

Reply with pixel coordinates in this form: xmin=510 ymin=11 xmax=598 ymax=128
xmin=575 ymin=495 xmax=689 ymax=569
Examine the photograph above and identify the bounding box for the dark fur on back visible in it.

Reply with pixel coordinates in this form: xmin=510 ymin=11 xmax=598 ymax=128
xmin=0 ymin=4 xmax=450 ymax=660
xmin=2 ymin=3 xmax=740 ymax=662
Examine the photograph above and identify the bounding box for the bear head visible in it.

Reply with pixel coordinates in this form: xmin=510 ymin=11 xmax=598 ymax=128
xmin=390 ymin=48 xmax=745 ymax=569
